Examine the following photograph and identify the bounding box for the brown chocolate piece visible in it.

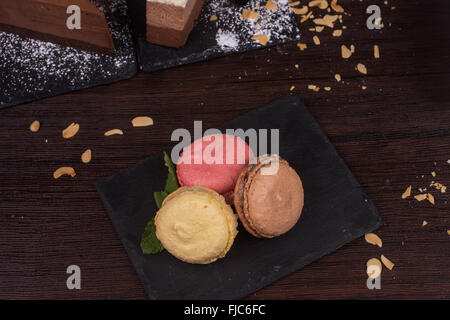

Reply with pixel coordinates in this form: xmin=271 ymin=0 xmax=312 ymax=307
xmin=146 ymin=0 xmax=206 ymax=48
xmin=0 ymin=0 xmax=114 ymax=55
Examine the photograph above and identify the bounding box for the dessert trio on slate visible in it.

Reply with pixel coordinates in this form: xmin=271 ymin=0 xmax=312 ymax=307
xmin=150 ymin=134 xmax=305 ymax=264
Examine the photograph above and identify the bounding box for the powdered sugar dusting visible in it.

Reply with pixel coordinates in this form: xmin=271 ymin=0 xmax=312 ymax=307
xmin=0 ymin=0 xmax=137 ymax=107
xmin=209 ymin=0 xmax=300 ymax=51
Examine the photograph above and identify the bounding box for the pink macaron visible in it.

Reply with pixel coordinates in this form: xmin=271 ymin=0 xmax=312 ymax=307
xmin=176 ymin=134 xmax=254 ymax=203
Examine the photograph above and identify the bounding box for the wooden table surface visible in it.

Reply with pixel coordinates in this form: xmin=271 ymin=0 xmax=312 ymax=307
xmin=1 ymin=0 xmax=449 ymax=299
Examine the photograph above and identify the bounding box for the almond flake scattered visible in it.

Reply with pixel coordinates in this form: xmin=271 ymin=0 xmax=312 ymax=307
xmin=330 ymin=0 xmax=344 ymax=12
xmin=431 ymin=171 xmax=436 ymax=177
xmin=265 ymin=0 xmax=278 ymax=11
xmin=242 ymin=9 xmax=259 ymax=20
xmin=374 ymin=45 xmax=380 ymax=59
xmin=313 ymin=15 xmax=338 ymax=28
xmin=53 ymin=167 xmax=76 ymax=179
xmin=104 ymin=129 xmax=124 ymax=136
xmin=414 ymin=194 xmax=427 ymax=201
xmin=357 ymin=63 xmax=367 ymax=74
xmin=131 ymin=116 xmax=154 ymax=127
xmin=365 ymin=233 xmax=382 ymax=248
xmin=290 ymin=85 xmax=295 ymax=91
xmin=308 ymin=0 xmax=328 ymax=10
xmin=81 ymin=149 xmax=92 ymax=164
xmin=334 ymin=74 xmax=341 ymax=82
xmin=401 ymin=185 xmax=412 ymax=199
xmin=341 ymin=44 xmax=352 ymax=58
xmin=447 ymin=230 xmax=450 ymax=236
xmin=300 ymin=11 xmax=313 ymax=23
xmin=366 ymin=258 xmax=382 ymax=279
xmin=313 ymin=35 xmax=320 ymax=45
xmin=308 ymin=84 xmax=320 ymax=92
xmin=362 ymin=86 xmax=367 ymax=90
xmin=297 ymin=42 xmax=307 ymax=51
xmin=209 ymin=15 xmax=217 ymax=21
xmin=422 ymin=220 xmax=428 ymax=227
xmin=62 ymin=123 xmax=80 ymax=139
xmin=288 ymin=1 xmax=300 ymax=6
xmin=324 ymin=86 xmax=331 ymax=91
xmin=332 ymin=29 xmax=342 ymax=37
xmin=291 ymin=6 xmax=309 ymax=15
xmin=315 ymin=26 xmax=325 ymax=32
xmin=30 ymin=120 xmax=40 ymax=133
xmin=427 ymin=193 xmax=435 ymax=205
xmin=295 ymin=64 xmax=299 ymax=68
xmin=252 ymin=34 xmax=268 ymax=46
xmin=380 ymin=255 xmax=394 ymax=270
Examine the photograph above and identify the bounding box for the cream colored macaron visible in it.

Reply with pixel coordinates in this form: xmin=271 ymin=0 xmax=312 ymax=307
xmin=155 ymin=186 xmax=238 ymax=264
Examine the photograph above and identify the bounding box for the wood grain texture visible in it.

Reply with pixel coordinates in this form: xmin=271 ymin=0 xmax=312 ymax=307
xmin=0 ymin=0 xmax=449 ymax=299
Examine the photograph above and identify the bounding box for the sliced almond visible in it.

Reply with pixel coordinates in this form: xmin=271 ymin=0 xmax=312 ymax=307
xmin=401 ymin=185 xmax=412 ymax=199
xmin=365 ymin=233 xmax=383 ymax=248
xmin=422 ymin=220 xmax=428 ymax=227
xmin=309 ymin=0 xmax=328 ymax=10
xmin=131 ymin=116 xmax=154 ymax=127
xmin=330 ymin=0 xmax=344 ymax=12
xmin=374 ymin=44 xmax=380 ymax=59
xmin=341 ymin=44 xmax=352 ymax=58
xmin=252 ymin=34 xmax=268 ymax=46
xmin=104 ymin=129 xmax=124 ymax=136
xmin=265 ymin=0 xmax=278 ymax=11
xmin=209 ymin=15 xmax=217 ymax=21
xmin=300 ymin=11 xmax=313 ymax=23
xmin=313 ymin=14 xmax=338 ymax=28
xmin=291 ymin=6 xmax=309 ymax=15
xmin=427 ymin=193 xmax=435 ymax=205
xmin=366 ymin=258 xmax=382 ymax=279
xmin=332 ymin=29 xmax=342 ymax=37
xmin=81 ymin=149 xmax=92 ymax=164
xmin=357 ymin=63 xmax=367 ymax=74
xmin=380 ymin=255 xmax=394 ymax=270
xmin=297 ymin=42 xmax=307 ymax=51
xmin=414 ymin=194 xmax=427 ymax=201
xmin=315 ymin=26 xmax=325 ymax=32
xmin=447 ymin=230 xmax=450 ymax=235
xmin=324 ymin=86 xmax=331 ymax=91
xmin=242 ymin=9 xmax=259 ymax=20
xmin=334 ymin=74 xmax=341 ymax=82
xmin=53 ymin=167 xmax=76 ymax=179
xmin=313 ymin=35 xmax=320 ymax=45
xmin=62 ymin=123 xmax=80 ymax=139
xmin=290 ymin=85 xmax=295 ymax=91
xmin=288 ymin=1 xmax=300 ymax=6
xmin=30 ymin=120 xmax=40 ymax=132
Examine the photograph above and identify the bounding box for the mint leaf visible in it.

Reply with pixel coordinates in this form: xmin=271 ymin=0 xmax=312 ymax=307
xmin=153 ymin=151 xmax=179 ymax=208
xmin=142 ymin=152 xmax=180 ymax=255
xmin=140 ymin=218 xmax=164 ymax=254
xmin=163 ymin=151 xmax=179 ymax=194
xmin=153 ymin=190 xmax=168 ymax=209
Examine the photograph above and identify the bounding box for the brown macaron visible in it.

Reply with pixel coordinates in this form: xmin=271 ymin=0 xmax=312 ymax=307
xmin=233 ymin=155 xmax=304 ymax=238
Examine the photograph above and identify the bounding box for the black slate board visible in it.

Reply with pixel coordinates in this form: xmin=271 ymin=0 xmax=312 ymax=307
xmin=96 ymin=95 xmax=382 ymax=300
xmin=128 ymin=0 xmax=301 ymax=72
xmin=0 ymin=0 xmax=138 ymax=109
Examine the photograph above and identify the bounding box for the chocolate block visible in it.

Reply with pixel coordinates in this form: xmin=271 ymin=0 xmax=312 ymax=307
xmin=146 ymin=0 xmax=205 ymax=48
xmin=0 ymin=0 xmax=114 ymax=54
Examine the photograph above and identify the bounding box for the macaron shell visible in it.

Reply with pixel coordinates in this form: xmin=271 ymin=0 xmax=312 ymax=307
xmin=244 ymin=160 xmax=304 ymax=238
xmin=177 ymin=134 xmax=254 ymax=197
xmin=233 ymin=163 xmax=262 ymax=238
xmin=157 ymin=186 xmax=238 ymax=264
xmin=155 ymin=189 xmax=231 ymax=264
